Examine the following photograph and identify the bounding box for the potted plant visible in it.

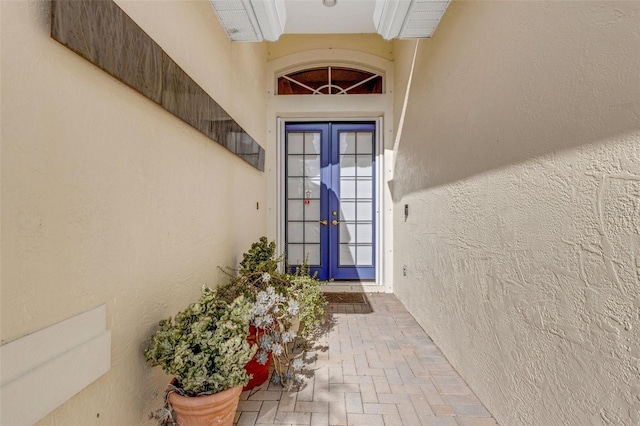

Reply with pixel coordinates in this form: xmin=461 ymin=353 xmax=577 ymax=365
xmin=216 ymin=237 xmax=282 ymax=390
xmin=144 ymin=286 xmax=256 ymax=426
xmin=285 ymin=263 xmax=327 ymax=342
xmin=217 ymin=237 xmax=327 ymax=390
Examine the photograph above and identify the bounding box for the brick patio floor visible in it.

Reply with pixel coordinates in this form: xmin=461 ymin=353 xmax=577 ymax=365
xmin=235 ymin=293 xmax=498 ymax=426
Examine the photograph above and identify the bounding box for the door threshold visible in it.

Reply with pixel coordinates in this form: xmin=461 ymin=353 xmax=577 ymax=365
xmin=322 ymin=281 xmax=387 ymax=293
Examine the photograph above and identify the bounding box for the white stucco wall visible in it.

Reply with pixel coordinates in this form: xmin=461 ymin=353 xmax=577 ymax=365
xmin=1 ymin=0 xmax=267 ymax=423
xmin=392 ymin=1 xmax=640 ymax=425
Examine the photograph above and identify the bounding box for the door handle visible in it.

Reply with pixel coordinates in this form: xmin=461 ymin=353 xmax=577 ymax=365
xmin=319 ymin=219 xmax=328 ymax=226
xmin=332 ymin=219 xmax=340 ymax=226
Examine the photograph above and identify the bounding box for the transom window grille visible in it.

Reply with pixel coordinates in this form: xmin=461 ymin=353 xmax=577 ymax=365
xmin=277 ymin=66 xmax=383 ymax=95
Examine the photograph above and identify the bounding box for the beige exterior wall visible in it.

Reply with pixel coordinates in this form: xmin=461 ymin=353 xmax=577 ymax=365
xmin=1 ymin=0 xmax=267 ymax=424
xmin=267 ymin=34 xmax=393 ymax=62
xmin=392 ymin=1 xmax=640 ymax=425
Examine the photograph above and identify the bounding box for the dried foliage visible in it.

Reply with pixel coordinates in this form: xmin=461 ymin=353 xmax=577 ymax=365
xmin=144 ymin=287 xmax=256 ymax=396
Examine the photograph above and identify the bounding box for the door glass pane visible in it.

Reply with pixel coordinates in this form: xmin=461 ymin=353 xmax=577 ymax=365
xmin=305 ymin=178 xmax=321 ymax=198
xmin=340 ymin=201 xmax=356 ymax=221
xmin=288 ymin=178 xmax=304 ymax=198
xmin=340 ymin=155 xmax=356 ymax=176
xmin=338 ymin=130 xmax=375 ymax=269
xmin=305 ymin=132 xmax=321 ymax=155
xmin=288 ymin=155 xmax=305 ymax=176
xmin=339 ymin=244 xmax=356 ymax=266
xmin=356 ymin=245 xmax=373 ymax=265
xmin=339 ymin=222 xmax=356 ymax=243
xmin=288 ymin=244 xmax=304 ymax=264
xmin=356 ymin=178 xmax=372 ymax=197
xmin=341 ymin=178 xmax=356 ymax=199
xmin=288 ymin=133 xmax=304 ymax=154
xmin=356 ymin=132 xmax=373 ymax=154
xmin=304 ymin=199 xmax=320 ymax=221
xmin=305 ymin=155 xmax=321 ymax=178
xmin=340 ymin=132 xmax=356 ymax=154
xmin=287 ymin=130 xmax=324 ymax=268
xmin=357 ymin=201 xmax=373 ymax=221
xmin=304 ymin=222 xmax=320 ymax=243
xmin=306 ymin=244 xmax=321 ymax=265
xmin=356 ymin=155 xmax=372 ymax=176
xmin=357 ymin=223 xmax=373 ymax=243
xmin=288 ymin=222 xmax=304 ymax=243
xmin=288 ymin=200 xmax=304 ymax=221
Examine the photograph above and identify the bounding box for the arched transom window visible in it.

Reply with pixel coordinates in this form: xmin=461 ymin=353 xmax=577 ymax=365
xmin=277 ymin=66 xmax=383 ymax=95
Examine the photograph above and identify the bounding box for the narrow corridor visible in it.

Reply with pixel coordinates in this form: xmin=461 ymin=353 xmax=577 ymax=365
xmin=235 ymin=293 xmax=498 ymax=426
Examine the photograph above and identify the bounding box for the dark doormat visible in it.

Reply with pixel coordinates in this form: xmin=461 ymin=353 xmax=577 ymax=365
xmin=324 ymin=292 xmax=367 ymax=304
xmin=325 ymin=292 xmax=372 ymax=314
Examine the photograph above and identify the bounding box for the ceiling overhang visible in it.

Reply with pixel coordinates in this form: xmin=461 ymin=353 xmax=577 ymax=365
xmin=209 ymin=0 xmax=287 ymax=42
xmin=209 ymin=0 xmax=450 ymax=42
xmin=374 ymin=0 xmax=450 ymax=40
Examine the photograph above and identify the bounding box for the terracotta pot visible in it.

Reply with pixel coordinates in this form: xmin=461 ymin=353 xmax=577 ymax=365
xmin=271 ymin=319 xmax=301 ymax=375
xmin=168 ymin=384 xmax=242 ymax=426
xmin=290 ymin=318 xmax=301 ymax=335
xmin=243 ymin=325 xmax=272 ymax=390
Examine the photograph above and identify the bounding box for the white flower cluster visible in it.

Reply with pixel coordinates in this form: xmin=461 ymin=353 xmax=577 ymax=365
xmin=249 ymin=286 xmax=309 ymax=389
xmin=251 ymin=286 xmax=300 ymax=365
xmin=292 ymin=358 xmax=304 ymax=371
xmin=287 ymin=301 xmax=299 ymax=316
xmin=281 ymin=331 xmax=296 ymax=343
xmin=252 ymin=286 xmax=286 ymax=327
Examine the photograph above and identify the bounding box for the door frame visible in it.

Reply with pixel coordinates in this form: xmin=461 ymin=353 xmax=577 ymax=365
xmin=266 ymin=49 xmax=395 ymax=291
xmin=277 ymin=118 xmax=384 ymax=284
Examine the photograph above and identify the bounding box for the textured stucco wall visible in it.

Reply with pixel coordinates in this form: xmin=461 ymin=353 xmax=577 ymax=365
xmin=392 ymin=1 xmax=640 ymax=425
xmin=1 ymin=0 xmax=267 ymax=423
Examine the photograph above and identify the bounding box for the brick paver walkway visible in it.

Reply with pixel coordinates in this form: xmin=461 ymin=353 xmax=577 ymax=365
xmin=235 ymin=293 xmax=498 ymax=426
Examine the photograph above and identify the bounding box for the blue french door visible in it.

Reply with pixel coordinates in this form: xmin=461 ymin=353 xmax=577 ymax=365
xmin=285 ymin=122 xmax=376 ymax=281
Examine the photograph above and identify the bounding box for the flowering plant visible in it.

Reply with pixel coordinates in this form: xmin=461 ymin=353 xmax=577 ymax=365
xmin=218 ymin=269 xmax=309 ymax=389
xmin=251 ymin=284 xmax=305 ymax=389
xmin=216 ymin=237 xmax=327 ymax=390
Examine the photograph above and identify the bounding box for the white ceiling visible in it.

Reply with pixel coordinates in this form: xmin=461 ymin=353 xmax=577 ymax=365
xmin=209 ymin=0 xmax=451 ymax=42
xmin=283 ymin=0 xmax=378 ymax=34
